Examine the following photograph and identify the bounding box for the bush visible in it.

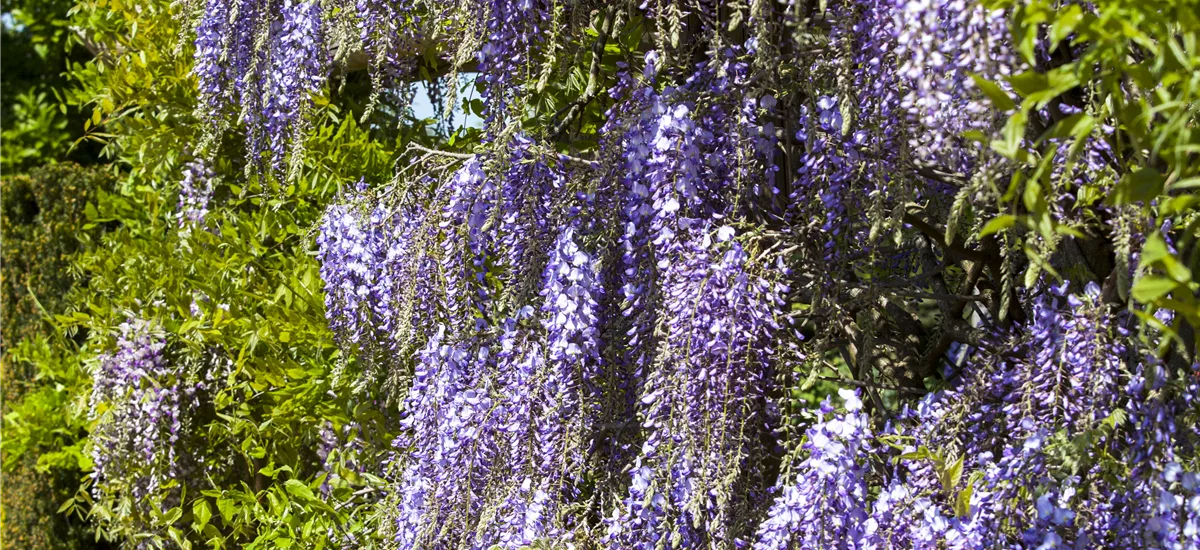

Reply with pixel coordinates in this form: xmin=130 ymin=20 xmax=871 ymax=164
xmin=1 ymin=163 xmax=114 ymax=550
xmin=1 ymin=163 xmax=112 ymax=352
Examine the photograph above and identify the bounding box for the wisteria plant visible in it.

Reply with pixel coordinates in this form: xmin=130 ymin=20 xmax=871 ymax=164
xmin=8 ymin=0 xmax=1199 ymax=548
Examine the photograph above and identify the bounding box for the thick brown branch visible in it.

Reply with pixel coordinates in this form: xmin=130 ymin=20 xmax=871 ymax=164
xmin=817 ymin=376 xmax=928 ymax=396
xmin=902 ymin=210 xmax=991 ymax=264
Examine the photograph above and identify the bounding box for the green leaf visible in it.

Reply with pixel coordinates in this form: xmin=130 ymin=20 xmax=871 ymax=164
xmin=961 ymin=130 xmax=989 ymax=143
xmin=1054 ymin=224 xmax=1085 ymax=239
xmin=942 ymin=456 xmax=965 ymax=493
xmin=1131 ymin=275 xmax=1180 ymax=303
xmin=201 ymin=523 xmax=222 ymax=543
xmin=1170 ymin=177 xmax=1200 ymax=191
xmin=1107 ymin=168 xmax=1165 ymax=205
xmin=1023 ymin=177 xmax=1046 ymax=215
xmin=1140 ymin=233 xmax=1172 ymax=268
xmin=168 ymin=526 xmax=192 ymax=550
xmin=193 ymin=499 xmax=212 ymax=531
xmin=1105 ymin=408 xmax=1127 ymax=430
xmin=1015 ymin=67 xmax=1080 ymax=109
xmin=284 ymin=479 xmax=316 ymax=502
xmin=216 ymin=497 xmax=238 ymax=524
xmin=1137 ymin=232 xmax=1193 ymax=282
xmin=1008 ymin=71 xmax=1049 ymax=97
xmin=980 ymin=215 xmax=1017 ymax=237
xmin=1049 ymin=5 xmax=1084 ymax=49
xmin=1013 ymin=9 xmax=1038 ymax=64
xmin=991 ymin=110 xmax=1027 ymax=159
xmin=897 ymin=446 xmax=934 ymax=462
xmin=1040 ymin=112 xmax=1094 ymax=143
xmin=955 ymin=481 xmax=974 ymax=518
xmin=971 ymin=74 xmax=1016 ymax=111
xmin=1159 ymin=195 xmax=1200 ymax=216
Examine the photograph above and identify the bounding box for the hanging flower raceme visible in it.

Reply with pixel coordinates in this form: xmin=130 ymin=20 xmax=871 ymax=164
xmin=178 ymin=157 xmax=216 ymax=227
xmin=756 ymin=390 xmax=871 ymax=549
xmin=311 ymin=137 xmax=601 ymax=546
xmin=389 ymin=226 xmax=605 ymax=547
xmin=894 ymin=0 xmax=1017 ymax=168
xmin=355 ymin=0 xmax=423 ymax=97
xmin=194 ymin=0 xmax=230 ymax=121
xmin=591 ymin=64 xmax=791 ymax=545
xmin=316 ymin=199 xmax=377 ymax=346
xmin=390 ymin=325 xmax=499 ymax=548
xmin=611 ymin=64 xmax=765 ymax=388
xmin=88 ymin=319 xmax=202 ymax=514
xmin=476 ymin=0 xmax=551 ymax=119
xmin=475 ymin=226 xmax=605 ymax=546
xmin=609 ymin=234 xmax=787 ymax=547
xmin=317 ymin=182 xmax=443 ymax=358
xmin=191 ymin=0 xmax=328 ymax=171
xmin=264 ymin=0 xmax=326 ymax=170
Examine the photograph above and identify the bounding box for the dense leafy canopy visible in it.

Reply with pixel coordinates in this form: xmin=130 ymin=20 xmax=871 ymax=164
xmin=2 ymin=0 xmax=1199 ymax=548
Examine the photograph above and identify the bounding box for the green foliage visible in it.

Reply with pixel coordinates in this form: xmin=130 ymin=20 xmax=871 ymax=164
xmin=2 ymin=337 xmax=92 ymax=474
xmin=0 ymin=164 xmax=113 ymax=549
xmin=979 ymin=0 xmax=1200 ymax=357
xmin=27 ymin=0 xmax=417 ymax=546
xmin=0 ymin=454 xmax=103 ymax=550
xmin=0 ymin=23 xmax=100 ymax=490
xmin=0 ymin=337 xmax=98 ymax=549
xmin=1 ymin=90 xmax=72 ymax=172
xmin=1 ymin=0 xmax=103 ymax=171
xmin=1 ymin=164 xmax=114 ymax=349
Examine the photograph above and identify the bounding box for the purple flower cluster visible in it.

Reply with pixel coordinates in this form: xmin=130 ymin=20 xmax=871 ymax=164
xmin=194 ymin=0 xmax=230 ymax=122
xmin=263 ymin=0 xmax=325 ymax=170
xmin=895 ymin=0 xmax=1018 ymax=167
xmin=390 ymin=326 xmax=494 ymax=547
xmin=750 ymin=280 xmax=1200 ymax=549
xmin=388 ymin=227 xmax=604 ymax=546
xmin=193 ymin=0 xmax=566 ymax=149
xmin=315 ymin=140 xmax=615 ymax=545
xmin=355 ymin=0 xmax=422 ymax=100
xmin=192 ymin=0 xmax=327 ymax=172
xmin=316 ymin=184 xmax=443 ymax=356
xmin=178 ymin=157 xmax=215 ymax=227
xmin=88 ymin=319 xmax=201 ymax=510
xmin=607 ymin=236 xmax=785 ymax=547
xmin=476 ymin=0 xmax=550 ymax=119
xmin=755 ymin=390 xmax=871 ymax=549
xmin=282 ymin=1 xmax=1200 ymax=547
xmin=792 ymin=0 xmax=1001 ymax=264
xmin=316 ymin=200 xmax=377 ymax=345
